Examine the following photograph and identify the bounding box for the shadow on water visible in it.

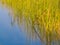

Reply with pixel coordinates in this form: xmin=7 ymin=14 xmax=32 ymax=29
xmin=0 ymin=4 xmax=41 ymax=45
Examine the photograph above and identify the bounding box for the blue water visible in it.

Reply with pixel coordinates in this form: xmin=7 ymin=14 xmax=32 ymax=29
xmin=0 ymin=5 xmax=41 ymax=45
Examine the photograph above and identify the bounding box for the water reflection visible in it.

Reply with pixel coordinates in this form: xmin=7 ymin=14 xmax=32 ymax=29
xmin=0 ymin=4 xmax=41 ymax=45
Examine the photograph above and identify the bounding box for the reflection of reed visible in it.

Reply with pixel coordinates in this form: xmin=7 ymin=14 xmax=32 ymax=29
xmin=0 ymin=0 xmax=60 ymax=45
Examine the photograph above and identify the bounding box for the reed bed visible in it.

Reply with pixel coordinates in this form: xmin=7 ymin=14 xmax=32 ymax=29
xmin=0 ymin=0 xmax=60 ymax=45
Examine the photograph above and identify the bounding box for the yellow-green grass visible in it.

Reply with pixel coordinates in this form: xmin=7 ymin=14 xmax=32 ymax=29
xmin=0 ymin=0 xmax=60 ymax=45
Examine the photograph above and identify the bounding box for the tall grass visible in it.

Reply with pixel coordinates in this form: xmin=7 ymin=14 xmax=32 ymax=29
xmin=0 ymin=0 xmax=60 ymax=45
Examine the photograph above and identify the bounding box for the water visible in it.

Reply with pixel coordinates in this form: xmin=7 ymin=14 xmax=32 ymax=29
xmin=0 ymin=5 xmax=41 ymax=45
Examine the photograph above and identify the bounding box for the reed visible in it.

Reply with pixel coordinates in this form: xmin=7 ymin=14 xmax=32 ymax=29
xmin=0 ymin=0 xmax=60 ymax=45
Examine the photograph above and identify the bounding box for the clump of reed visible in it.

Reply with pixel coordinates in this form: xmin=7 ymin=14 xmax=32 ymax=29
xmin=0 ymin=0 xmax=60 ymax=45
